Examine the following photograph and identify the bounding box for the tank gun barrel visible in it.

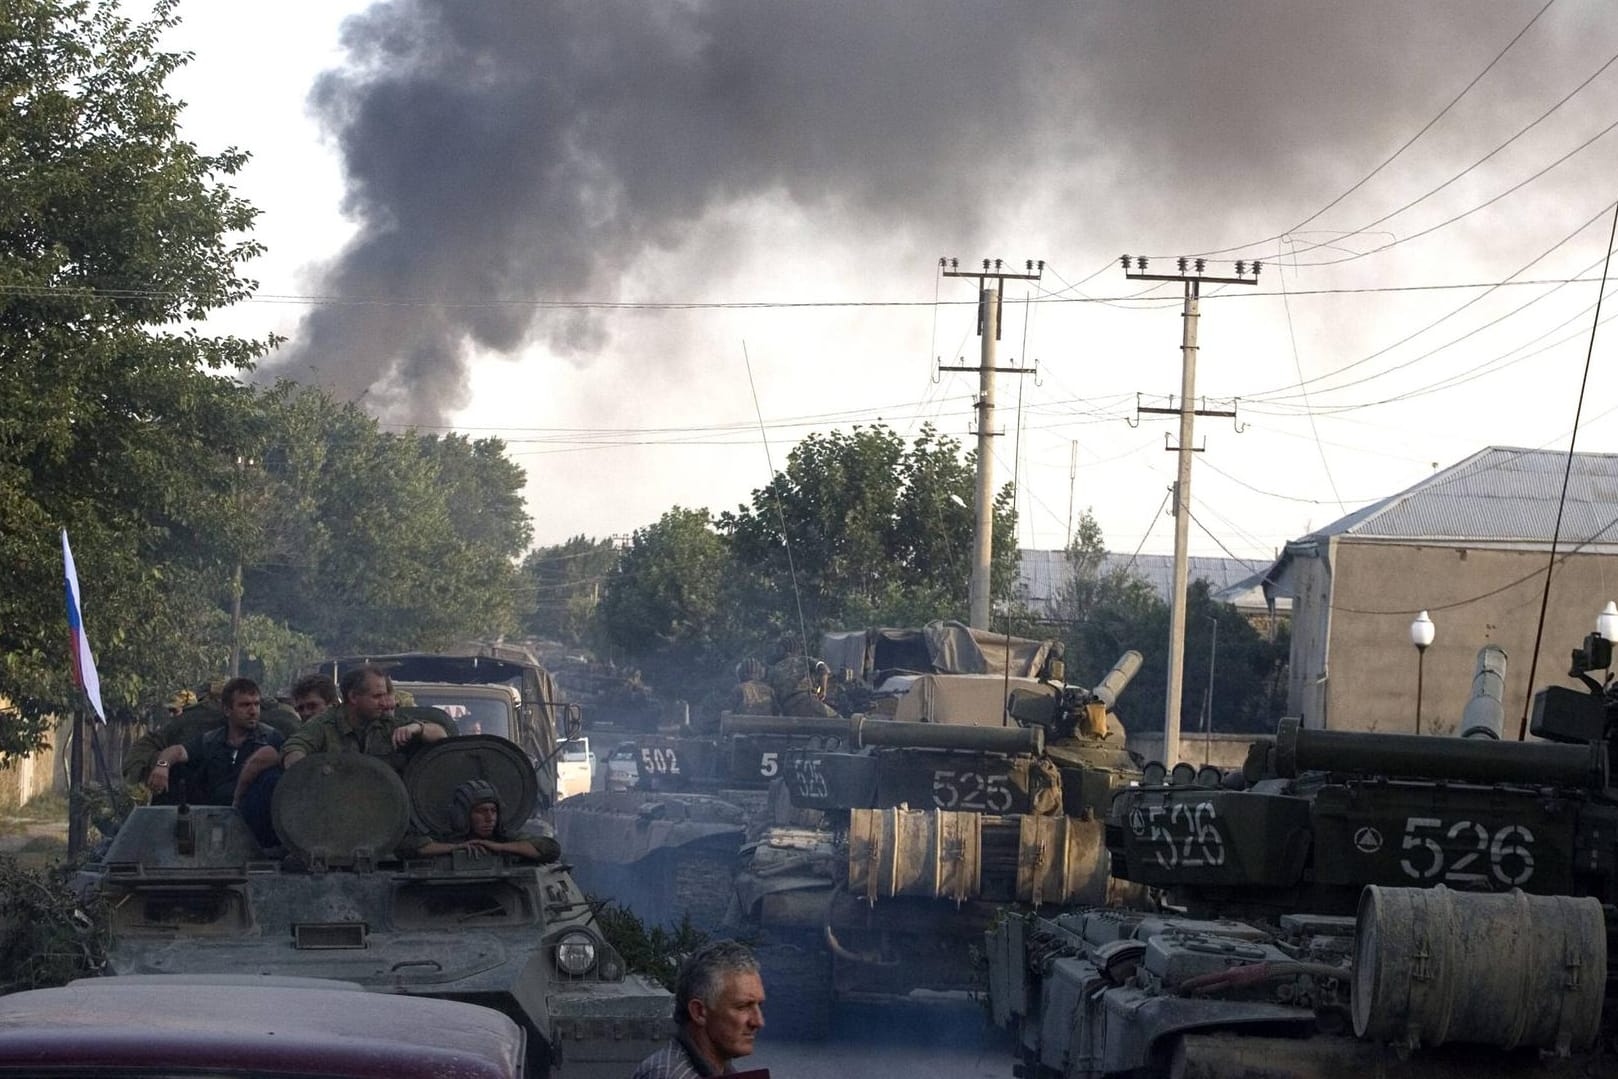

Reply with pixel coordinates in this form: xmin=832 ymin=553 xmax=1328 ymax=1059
xmin=1274 ymin=716 xmax=1607 ymax=789
xmin=719 ymin=713 xmax=1042 ymax=754
xmin=720 ymin=715 xmax=849 ymax=740
xmin=1458 ymin=644 xmax=1507 ymax=740
xmin=1090 ymin=650 xmax=1143 ymax=711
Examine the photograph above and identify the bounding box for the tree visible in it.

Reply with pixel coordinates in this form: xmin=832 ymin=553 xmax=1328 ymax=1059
xmin=1057 ymin=510 xmax=1287 ymax=736
xmin=522 ymin=536 xmax=620 ymax=646
xmin=242 ymin=384 xmax=532 ymax=655
xmin=721 ymin=424 xmax=1017 ymax=629
xmin=0 ymin=0 xmax=269 ymax=752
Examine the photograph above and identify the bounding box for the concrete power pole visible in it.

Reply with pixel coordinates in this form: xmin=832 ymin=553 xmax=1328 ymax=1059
xmin=1122 ymin=255 xmax=1259 ymax=761
xmin=941 ymin=258 xmax=1043 ymax=630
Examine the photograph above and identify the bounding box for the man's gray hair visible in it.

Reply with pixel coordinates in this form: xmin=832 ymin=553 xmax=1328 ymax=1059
xmin=673 ymin=939 xmax=759 ymax=1025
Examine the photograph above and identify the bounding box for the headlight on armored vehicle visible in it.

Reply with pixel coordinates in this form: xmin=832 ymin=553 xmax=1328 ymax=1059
xmin=554 ymin=930 xmax=597 ymax=976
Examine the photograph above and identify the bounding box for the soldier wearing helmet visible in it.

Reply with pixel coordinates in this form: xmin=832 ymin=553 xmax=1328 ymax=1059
xmin=402 ymin=779 xmax=561 ymax=862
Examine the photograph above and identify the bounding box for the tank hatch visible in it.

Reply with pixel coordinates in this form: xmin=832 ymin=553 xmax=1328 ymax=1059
xmin=403 ymin=734 xmax=538 ymax=837
xmin=272 ymin=753 xmax=411 ymax=868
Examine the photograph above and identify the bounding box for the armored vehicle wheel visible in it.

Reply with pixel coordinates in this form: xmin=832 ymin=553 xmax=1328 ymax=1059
xmin=754 ymin=931 xmax=832 ymax=1041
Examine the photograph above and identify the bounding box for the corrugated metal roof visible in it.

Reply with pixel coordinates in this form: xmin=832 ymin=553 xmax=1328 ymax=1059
xmin=1304 ymin=447 xmax=1618 ymax=545
xmin=1017 ymin=549 xmax=1281 ymax=615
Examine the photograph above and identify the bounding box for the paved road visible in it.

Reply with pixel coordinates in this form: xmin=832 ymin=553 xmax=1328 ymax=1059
xmin=741 ymin=999 xmax=1015 ymax=1079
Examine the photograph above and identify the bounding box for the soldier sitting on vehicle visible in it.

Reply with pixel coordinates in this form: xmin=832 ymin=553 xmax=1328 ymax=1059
xmin=768 ymin=638 xmax=840 ymax=718
xmin=124 ymin=677 xmax=300 ymax=793
xmin=235 ymin=666 xmax=449 ymax=848
xmin=727 ymin=657 xmax=779 ymax=718
xmin=400 ymin=780 xmax=561 ymax=863
xmin=145 ymin=678 xmax=285 ymax=806
xmin=289 ymin=673 xmax=338 ymax=722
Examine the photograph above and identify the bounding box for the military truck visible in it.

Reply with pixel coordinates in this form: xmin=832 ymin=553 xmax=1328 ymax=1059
xmin=78 ymin=734 xmax=671 ymax=1079
xmin=729 ymin=652 xmax=1147 ymax=1036
xmin=552 ymin=621 xmax=1063 ymax=933
xmin=986 ymin=642 xmax=1618 ymax=1077
xmin=306 ymin=645 xmax=573 ymax=811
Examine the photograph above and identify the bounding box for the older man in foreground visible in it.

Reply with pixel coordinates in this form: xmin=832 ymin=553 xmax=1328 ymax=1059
xmin=633 ymin=940 xmax=765 ymax=1078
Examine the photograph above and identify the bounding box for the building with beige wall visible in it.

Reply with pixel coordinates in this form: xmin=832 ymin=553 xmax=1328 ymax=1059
xmin=1264 ymin=447 xmax=1618 ymax=736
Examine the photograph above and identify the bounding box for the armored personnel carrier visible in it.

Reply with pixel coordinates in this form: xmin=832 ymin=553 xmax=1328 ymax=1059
xmin=78 ymin=734 xmax=671 ymax=1079
xmin=987 ymin=642 xmax=1618 ymax=1077
xmin=729 ymin=652 xmax=1147 ymax=1036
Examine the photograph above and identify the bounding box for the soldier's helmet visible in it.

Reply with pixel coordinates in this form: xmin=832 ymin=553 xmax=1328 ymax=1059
xmin=450 ymin=779 xmax=502 ymax=834
xmin=736 ymin=658 xmax=766 ymax=683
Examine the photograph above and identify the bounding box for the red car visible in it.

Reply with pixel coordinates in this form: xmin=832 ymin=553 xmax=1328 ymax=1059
xmin=0 ymin=977 xmax=525 ymax=1078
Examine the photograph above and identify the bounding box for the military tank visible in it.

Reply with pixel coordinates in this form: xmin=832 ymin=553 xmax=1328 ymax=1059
xmin=78 ymin=734 xmax=671 ymax=1079
xmin=987 ymin=642 xmax=1618 ymax=1077
xmin=729 ymin=652 xmax=1148 ymax=1037
xmin=554 ymin=621 xmax=1066 ymax=933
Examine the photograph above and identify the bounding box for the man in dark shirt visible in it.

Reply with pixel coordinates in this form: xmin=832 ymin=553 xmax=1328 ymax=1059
xmin=632 ymin=940 xmax=765 ymax=1078
xmin=146 ymin=677 xmax=283 ymax=806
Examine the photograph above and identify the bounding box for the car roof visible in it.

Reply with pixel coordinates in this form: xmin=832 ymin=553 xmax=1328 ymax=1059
xmin=0 ymin=981 xmax=525 ymax=1078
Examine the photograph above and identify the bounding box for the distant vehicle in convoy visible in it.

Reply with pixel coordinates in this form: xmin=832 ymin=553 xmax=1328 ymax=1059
xmin=0 ymin=978 xmax=526 ymax=1079
xmin=76 ymin=732 xmax=671 ymax=1078
xmin=557 ymin=736 xmax=595 ymax=800
xmin=986 ymin=641 xmax=1618 ymax=1077
xmin=604 ymin=741 xmax=640 ymax=791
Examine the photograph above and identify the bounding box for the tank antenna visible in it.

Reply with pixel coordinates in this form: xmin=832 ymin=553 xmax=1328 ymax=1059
xmin=742 ymin=341 xmax=811 ymax=657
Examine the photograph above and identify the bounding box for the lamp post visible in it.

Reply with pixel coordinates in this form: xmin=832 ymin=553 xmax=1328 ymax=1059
xmin=1410 ymin=610 xmax=1435 ymax=734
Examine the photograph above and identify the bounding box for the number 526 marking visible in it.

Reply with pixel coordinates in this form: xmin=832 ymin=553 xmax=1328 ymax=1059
xmin=1397 ymin=817 xmax=1534 ymax=886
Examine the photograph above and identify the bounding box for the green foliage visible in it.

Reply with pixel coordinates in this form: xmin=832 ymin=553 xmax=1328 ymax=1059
xmin=0 ymin=858 xmax=107 ymax=992
xmin=0 ymin=0 xmax=269 ymax=752
xmin=1057 ymin=510 xmax=1288 ymax=735
xmin=0 ymin=3 xmax=539 ymax=754
xmin=591 ymin=901 xmax=708 ymax=991
xmin=522 ymin=536 xmax=620 ymax=645
xmin=721 ymin=424 xmax=1017 ymax=629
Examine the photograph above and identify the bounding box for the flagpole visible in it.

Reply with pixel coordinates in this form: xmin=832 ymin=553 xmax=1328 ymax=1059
xmin=67 ymin=705 xmax=86 ymax=858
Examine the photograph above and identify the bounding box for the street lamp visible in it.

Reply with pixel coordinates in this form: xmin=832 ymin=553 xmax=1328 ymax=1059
xmin=1410 ymin=610 xmax=1435 ymax=734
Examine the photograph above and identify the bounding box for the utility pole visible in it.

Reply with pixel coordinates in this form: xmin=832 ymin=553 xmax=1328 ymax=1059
xmin=1066 ymin=440 xmax=1078 ymax=546
xmin=941 ymin=257 xmax=1043 ymax=630
xmin=1122 ymin=254 xmax=1259 ymax=762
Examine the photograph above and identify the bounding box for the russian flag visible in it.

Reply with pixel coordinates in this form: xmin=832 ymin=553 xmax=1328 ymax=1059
xmin=61 ymin=529 xmax=106 ymax=723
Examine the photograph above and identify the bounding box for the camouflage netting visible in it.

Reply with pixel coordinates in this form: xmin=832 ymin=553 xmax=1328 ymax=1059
xmin=0 ymin=857 xmax=107 ymax=992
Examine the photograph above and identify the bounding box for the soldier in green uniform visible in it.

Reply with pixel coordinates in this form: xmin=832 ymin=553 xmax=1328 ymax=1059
xmin=399 ymin=779 xmax=560 ymax=863
xmin=727 ymin=658 xmax=779 ymax=717
xmin=768 ymin=638 xmax=839 ymax=719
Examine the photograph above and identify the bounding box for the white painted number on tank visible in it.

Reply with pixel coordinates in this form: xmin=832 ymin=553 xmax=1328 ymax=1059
xmin=759 ymin=751 xmax=779 ymax=778
xmin=1143 ymin=801 xmax=1225 ymax=869
xmin=1396 ymin=817 xmax=1535 ymax=885
xmin=792 ymin=757 xmax=828 ymax=799
xmin=931 ymin=770 xmax=1014 ymax=812
xmin=638 ymin=746 xmax=681 ymax=775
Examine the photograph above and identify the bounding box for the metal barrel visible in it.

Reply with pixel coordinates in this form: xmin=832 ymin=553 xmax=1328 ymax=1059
xmin=719 ymin=714 xmax=851 ymax=739
xmin=1090 ymin=650 xmax=1144 ymax=710
xmin=852 ymin=717 xmax=1043 ymax=755
xmin=1274 ymin=717 xmax=1607 ymax=789
xmin=1458 ymin=644 xmax=1507 ymax=740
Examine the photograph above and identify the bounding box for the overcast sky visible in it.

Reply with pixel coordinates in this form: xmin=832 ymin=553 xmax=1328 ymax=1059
xmin=156 ymin=1 xmax=1618 ymax=572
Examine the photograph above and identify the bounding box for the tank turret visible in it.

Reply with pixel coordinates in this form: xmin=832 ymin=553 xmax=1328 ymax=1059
xmin=80 ymin=735 xmax=671 ymax=1079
